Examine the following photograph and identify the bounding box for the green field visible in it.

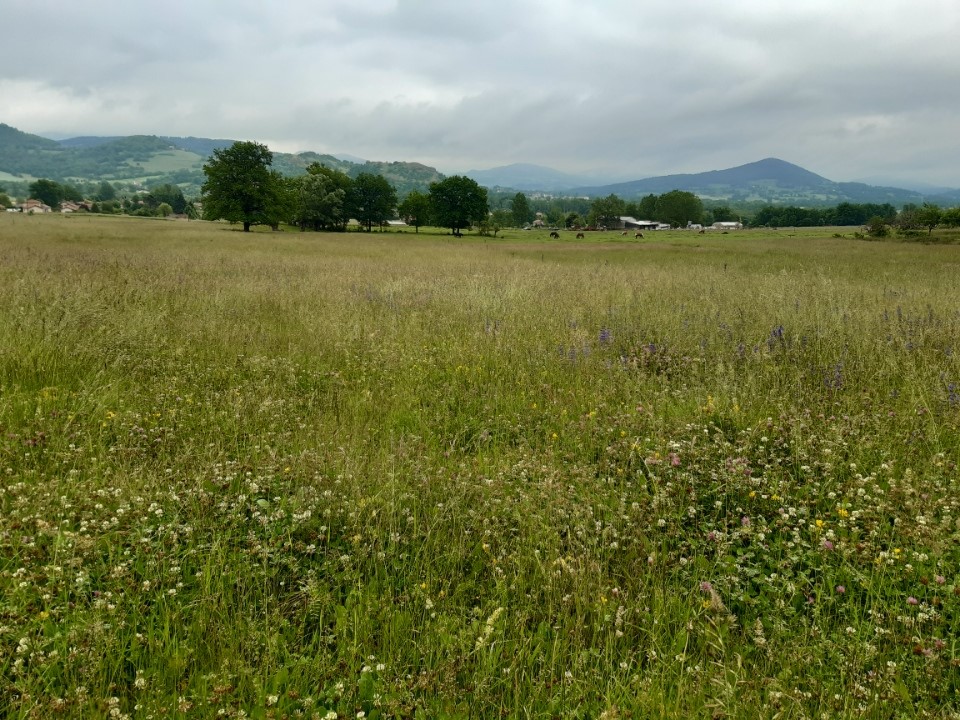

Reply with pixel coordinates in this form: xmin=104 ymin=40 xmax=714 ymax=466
xmin=1 ymin=214 xmax=959 ymax=718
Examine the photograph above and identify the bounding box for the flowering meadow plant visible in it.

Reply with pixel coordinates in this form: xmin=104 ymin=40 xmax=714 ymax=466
xmin=0 ymin=216 xmax=958 ymax=718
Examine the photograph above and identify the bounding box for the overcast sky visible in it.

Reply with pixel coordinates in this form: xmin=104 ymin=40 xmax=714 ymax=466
xmin=3 ymin=0 xmax=960 ymax=186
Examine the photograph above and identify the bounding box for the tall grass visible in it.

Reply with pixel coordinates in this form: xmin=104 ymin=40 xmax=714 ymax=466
xmin=1 ymin=214 xmax=959 ymax=718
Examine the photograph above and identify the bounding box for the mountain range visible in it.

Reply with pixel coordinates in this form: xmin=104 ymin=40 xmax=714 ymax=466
xmin=466 ymin=159 xmax=960 ymax=207
xmin=2 ymin=122 xmax=958 ymax=207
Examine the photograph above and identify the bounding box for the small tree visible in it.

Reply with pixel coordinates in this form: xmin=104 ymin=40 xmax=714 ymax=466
xmin=490 ymin=208 xmax=512 ymax=237
xmin=916 ymin=203 xmax=942 ymax=235
xmin=398 ymin=191 xmax=431 ymax=233
xmin=157 ymin=202 xmax=174 ymax=217
xmin=865 ymin=216 xmax=889 ymax=238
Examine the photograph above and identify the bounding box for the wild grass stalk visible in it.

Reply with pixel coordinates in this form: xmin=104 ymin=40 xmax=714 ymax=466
xmin=1 ymin=214 xmax=958 ymax=718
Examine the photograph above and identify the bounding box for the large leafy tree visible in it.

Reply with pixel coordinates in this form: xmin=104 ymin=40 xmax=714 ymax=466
xmin=428 ymin=176 xmax=488 ymax=234
xmin=636 ymin=194 xmax=658 ymax=219
xmin=347 ymin=173 xmax=398 ymax=232
xmin=31 ymin=178 xmax=62 ymax=206
xmin=588 ymin=194 xmax=625 ymax=228
xmin=96 ymin=181 xmax=117 ymax=202
xmin=201 ymin=141 xmax=277 ymax=231
xmin=654 ymin=190 xmax=703 ymax=228
xmin=291 ymin=167 xmax=349 ymax=232
xmin=397 ymin=191 xmax=431 ymax=233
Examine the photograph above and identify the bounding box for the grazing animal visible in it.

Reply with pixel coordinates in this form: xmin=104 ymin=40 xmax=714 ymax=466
xmin=550 ymin=231 xmax=560 ymax=239
xmin=698 ymin=229 xmax=705 ymax=235
xmin=635 ymin=232 xmax=644 ymax=239
xmin=576 ymin=232 xmax=585 ymax=239
xmin=620 ymin=231 xmax=628 ymax=236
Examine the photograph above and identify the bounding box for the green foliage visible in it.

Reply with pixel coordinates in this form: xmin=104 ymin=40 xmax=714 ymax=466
xmin=654 ymin=189 xmax=703 ymax=227
xmin=146 ymin=183 xmax=187 ymax=214
xmin=428 ymin=175 xmax=489 ymax=233
xmin=96 ymin=180 xmax=117 ymax=202
xmin=510 ymin=192 xmax=532 ymax=227
xmin=347 ymin=172 xmax=398 ymax=232
xmin=710 ymin=205 xmax=735 ymax=222
xmin=2 ymin=217 xmax=959 ymax=717
xmin=289 ymin=163 xmax=351 ymax=232
xmin=201 ymin=141 xmax=277 ymax=231
xmin=157 ymin=202 xmax=174 ymax=217
xmin=751 ymin=202 xmax=898 ymax=228
xmin=397 ymin=190 xmax=431 ymax=232
xmin=941 ymin=206 xmax=960 ymax=227
xmin=589 ymin=193 xmax=626 ymax=227
xmin=27 ymin=178 xmax=80 ymax=207
xmin=916 ymin=203 xmax=942 ymax=235
xmin=636 ymin=193 xmax=658 ymax=219
xmin=865 ymin=216 xmax=889 ymax=238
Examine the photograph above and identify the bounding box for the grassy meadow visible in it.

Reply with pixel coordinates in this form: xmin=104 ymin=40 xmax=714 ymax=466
xmin=1 ymin=213 xmax=959 ymax=718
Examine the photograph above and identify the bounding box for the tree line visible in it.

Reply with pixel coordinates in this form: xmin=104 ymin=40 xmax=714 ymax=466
xmin=751 ymin=201 xmax=960 ymax=235
xmin=11 ymin=140 xmax=960 ymax=238
xmin=201 ymin=141 xmax=491 ymax=234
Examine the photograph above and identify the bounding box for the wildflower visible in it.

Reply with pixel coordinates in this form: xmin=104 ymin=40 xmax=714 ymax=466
xmin=822 ymin=540 xmax=834 ymax=551
xmin=935 ymin=576 xmax=946 ymax=585
xmin=836 ymin=585 xmax=846 ymax=594
xmin=907 ymin=596 xmax=919 ymax=606
xmin=741 ymin=516 xmax=751 ymax=527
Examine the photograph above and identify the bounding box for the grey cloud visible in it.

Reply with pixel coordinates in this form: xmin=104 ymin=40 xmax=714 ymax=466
xmin=2 ymin=0 xmax=960 ymax=185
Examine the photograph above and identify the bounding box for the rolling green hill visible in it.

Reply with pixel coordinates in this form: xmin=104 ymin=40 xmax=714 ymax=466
xmin=0 ymin=124 xmax=444 ymax=198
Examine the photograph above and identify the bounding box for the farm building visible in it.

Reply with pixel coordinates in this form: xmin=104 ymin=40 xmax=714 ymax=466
xmin=712 ymin=221 xmax=743 ymax=230
xmin=617 ymin=216 xmax=659 ymax=230
xmin=17 ymin=199 xmax=52 ymax=213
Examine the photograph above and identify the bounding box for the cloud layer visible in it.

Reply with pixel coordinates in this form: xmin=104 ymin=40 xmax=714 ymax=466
xmin=4 ymin=0 xmax=960 ymax=185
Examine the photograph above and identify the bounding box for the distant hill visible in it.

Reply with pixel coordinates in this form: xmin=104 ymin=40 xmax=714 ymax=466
xmin=3 ymin=123 xmax=956 ymax=206
xmin=465 ymin=163 xmax=595 ymax=191
xmin=0 ymin=123 xmax=445 ymax=198
xmin=570 ymin=158 xmax=928 ymax=207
